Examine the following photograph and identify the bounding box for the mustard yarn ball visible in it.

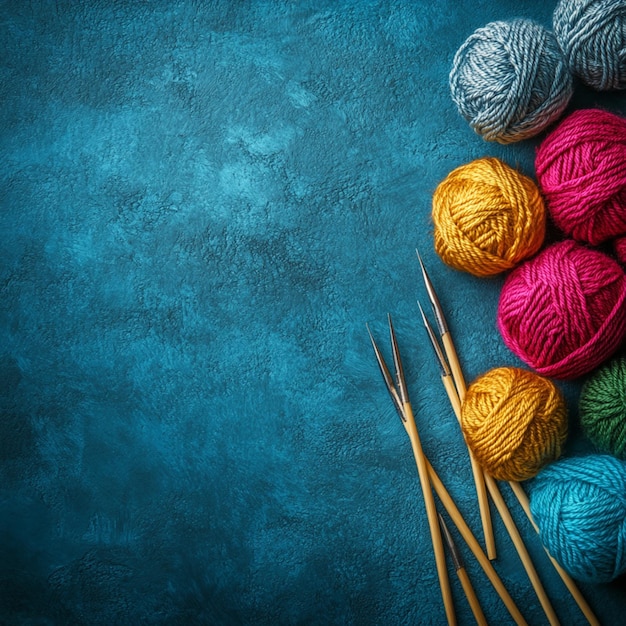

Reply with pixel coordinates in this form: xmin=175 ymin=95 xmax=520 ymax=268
xmin=461 ymin=367 xmax=568 ymax=481
xmin=432 ymin=157 xmax=546 ymax=277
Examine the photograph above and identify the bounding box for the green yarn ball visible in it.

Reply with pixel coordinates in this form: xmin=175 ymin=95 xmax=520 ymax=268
xmin=579 ymin=357 xmax=626 ymax=458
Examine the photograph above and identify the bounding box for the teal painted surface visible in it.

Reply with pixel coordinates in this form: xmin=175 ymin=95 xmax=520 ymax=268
xmin=1 ymin=1 xmax=625 ymax=624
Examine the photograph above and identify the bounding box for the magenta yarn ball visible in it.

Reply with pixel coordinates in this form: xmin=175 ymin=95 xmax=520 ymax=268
xmin=497 ymin=240 xmax=626 ymax=379
xmin=535 ymin=108 xmax=626 ymax=245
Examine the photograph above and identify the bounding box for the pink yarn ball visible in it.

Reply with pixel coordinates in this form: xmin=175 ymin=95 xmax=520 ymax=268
xmin=498 ymin=240 xmax=626 ymax=379
xmin=535 ymin=109 xmax=626 ymax=245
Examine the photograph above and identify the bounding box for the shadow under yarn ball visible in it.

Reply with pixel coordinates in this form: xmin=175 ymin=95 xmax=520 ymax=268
xmin=529 ymin=454 xmax=626 ymax=583
xmin=460 ymin=367 xmax=568 ymax=482
xmin=450 ymin=19 xmax=573 ymax=144
xmin=580 ymin=357 xmax=626 ymax=458
xmin=497 ymin=240 xmax=626 ymax=379
xmin=553 ymin=0 xmax=626 ymax=91
xmin=535 ymin=108 xmax=626 ymax=246
xmin=616 ymin=236 xmax=626 ymax=264
xmin=432 ymin=157 xmax=546 ymax=277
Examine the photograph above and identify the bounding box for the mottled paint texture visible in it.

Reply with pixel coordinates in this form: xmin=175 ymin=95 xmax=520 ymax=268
xmin=1 ymin=1 xmax=626 ymax=624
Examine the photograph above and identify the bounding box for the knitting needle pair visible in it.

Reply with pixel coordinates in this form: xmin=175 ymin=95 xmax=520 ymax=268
xmin=368 ymin=251 xmax=600 ymax=625
xmin=368 ymin=316 xmax=497 ymax=626
xmin=416 ymin=253 xmax=560 ymax=625
xmin=415 ymin=251 xmax=599 ymax=626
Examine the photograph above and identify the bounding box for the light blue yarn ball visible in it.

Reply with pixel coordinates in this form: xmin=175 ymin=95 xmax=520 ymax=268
xmin=450 ymin=19 xmax=573 ymax=144
xmin=553 ymin=0 xmax=626 ymax=90
xmin=530 ymin=454 xmax=626 ymax=583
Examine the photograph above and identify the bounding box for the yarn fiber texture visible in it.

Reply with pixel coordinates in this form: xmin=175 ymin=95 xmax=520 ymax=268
xmin=432 ymin=158 xmax=546 ymax=277
xmin=529 ymin=454 xmax=626 ymax=583
xmin=535 ymin=108 xmax=626 ymax=246
xmin=497 ymin=240 xmax=626 ymax=379
xmin=553 ymin=0 xmax=626 ymax=90
xmin=580 ymin=357 xmax=626 ymax=458
xmin=460 ymin=367 xmax=568 ymax=481
xmin=450 ymin=19 xmax=573 ymax=144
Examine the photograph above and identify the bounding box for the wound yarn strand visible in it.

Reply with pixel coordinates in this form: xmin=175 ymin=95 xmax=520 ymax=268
xmin=553 ymin=0 xmax=626 ymax=91
xmin=530 ymin=455 xmax=626 ymax=584
xmin=450 ymin=19 xmax=573 ymax=144
xmin=535 ymin=108 xmax=626 ymax=246
xmin=497 ymin=240 xmax=626 ymax=379
xmin=432 ymin=157 xmax=546 ymax=277
xmin=461 ymin=367 xmax=568 ymax=482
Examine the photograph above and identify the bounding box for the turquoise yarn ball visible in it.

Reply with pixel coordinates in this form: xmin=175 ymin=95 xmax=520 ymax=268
xmin=530 ymin=455 xmax=626 ymax=583
xmin=450 ymin=19 xmax=573 ymax=144
xmin=553 ymin=0 xmax=626 ymax=90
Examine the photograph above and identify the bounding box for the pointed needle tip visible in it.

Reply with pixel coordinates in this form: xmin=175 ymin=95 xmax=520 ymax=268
xmin=367 ymin=320 xmax=406 ymax=423
xmin=417 ymin=300 xmax=450 ymax=377
xmin=416 ymin=253 xmax=449 ymax=337
xmin=387 ymin=314 xmax=409 ymax=405
xmin=438 ymin=512 xmax=464 ymax=570
xmin=417 ymin=300 xmax=428 ymax=325
xmin=415 ymin=247 xmax=425 ymax=266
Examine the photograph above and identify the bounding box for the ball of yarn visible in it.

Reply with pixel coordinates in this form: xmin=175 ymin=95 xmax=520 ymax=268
xmin=461 ymin=367 xmax=568 ymax=481
xmin=553 ymin=0 xmax=626 ymax=90
xmin=535 ymin=108 xmax=626 ymax=245
xmin=432 ymin=158 xmax=546 ymax=277
xmin=579 ymin=357 xmax=626 ymax=458
xmin=529 ymin=454 xmax=626 ymax=583
xmin=497 ymin=240 xmax=626 ymax=379
xmin=450 ymin=19 xmax=573 ymax=144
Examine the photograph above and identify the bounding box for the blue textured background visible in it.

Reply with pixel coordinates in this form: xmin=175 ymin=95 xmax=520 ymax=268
xmin=2 ymin=1 xmax=626 ymax=624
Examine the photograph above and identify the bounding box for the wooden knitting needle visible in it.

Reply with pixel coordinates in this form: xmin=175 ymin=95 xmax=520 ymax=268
xmin=387 ymin=396 xmax=528 ymax=624
xmin=371 ymin=330 xmax=527 ymax=625
xmin=382 ymin=393 xmax=529 ymax=625
xmin=438 ymin=512 xmax=488 ymax=626
xmin=483 ymin=475 xmax=560 ymax=626
xmin=416 ymin=251 xmax=468 ymax=400
xmin=416 ymin=250 xmax=496 ymax=560
xmin=417 ymin=307 xmax=561 ymax=626
xmin=508 ymin=481 xmax=600 ymax=626
xmin=417 ymin=300 xmax=496 ymax=561
xmin=368 ymin=319 xmax=456 ymax=626
xmin=387 ymin=316 xmax=456 ymax=626
xmin=432 ymin=311 xmax=599 ymax=625
xmin=368 ymin=319 xmax=527 ymax=626
xmin=416 ymin=254 xmax=599 ymax=624
xmin=425 ymin=459 xmax=528 ymax=626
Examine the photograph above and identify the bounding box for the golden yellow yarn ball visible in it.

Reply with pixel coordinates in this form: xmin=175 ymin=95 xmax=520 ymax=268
xmin=432 ymin=157 xmax=546 ymax=277
xmin=460 ymin=367 xmax=568 ymax=481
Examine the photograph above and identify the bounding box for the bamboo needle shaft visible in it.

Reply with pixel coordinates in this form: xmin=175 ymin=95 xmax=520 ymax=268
xmin=483 ymin=474 xmax=560 ymax=626
xmin=403 ymin=402 xmax=456 ymax=626
xmin=457 ymin=567 xmax=488 ymax=626
xmin=397 ymin=412 xmax=527 ymax=625
xmin=442 ymin=332 xmax=466 ymax=403
xmin=424 ymin=458 xmax=528 ymax=626
xmin=442 ymin=373 xmax=496 ymax=561
xmin=443 ymin=344 xmax=597 ymax=624
xmin=418 ymin=300 xmax=496 ymax=561
xmin=439 ymin=511 xmax=488 ymax=626
xmin=441 ymin=374 xmax=560 ymax=626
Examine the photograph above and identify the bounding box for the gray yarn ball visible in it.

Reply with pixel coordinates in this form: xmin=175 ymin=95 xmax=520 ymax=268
xmin=553 ymin=0 xmax=626 ymax=90
xmin=450 ymin=19 xmax=574 ymax=144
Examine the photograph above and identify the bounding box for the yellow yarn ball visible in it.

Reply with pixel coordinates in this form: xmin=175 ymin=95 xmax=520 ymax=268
xmin=432 ymin=157 xmax=546 ymax=277
xmin=461 ymin=367 xmax=568 ymax=481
